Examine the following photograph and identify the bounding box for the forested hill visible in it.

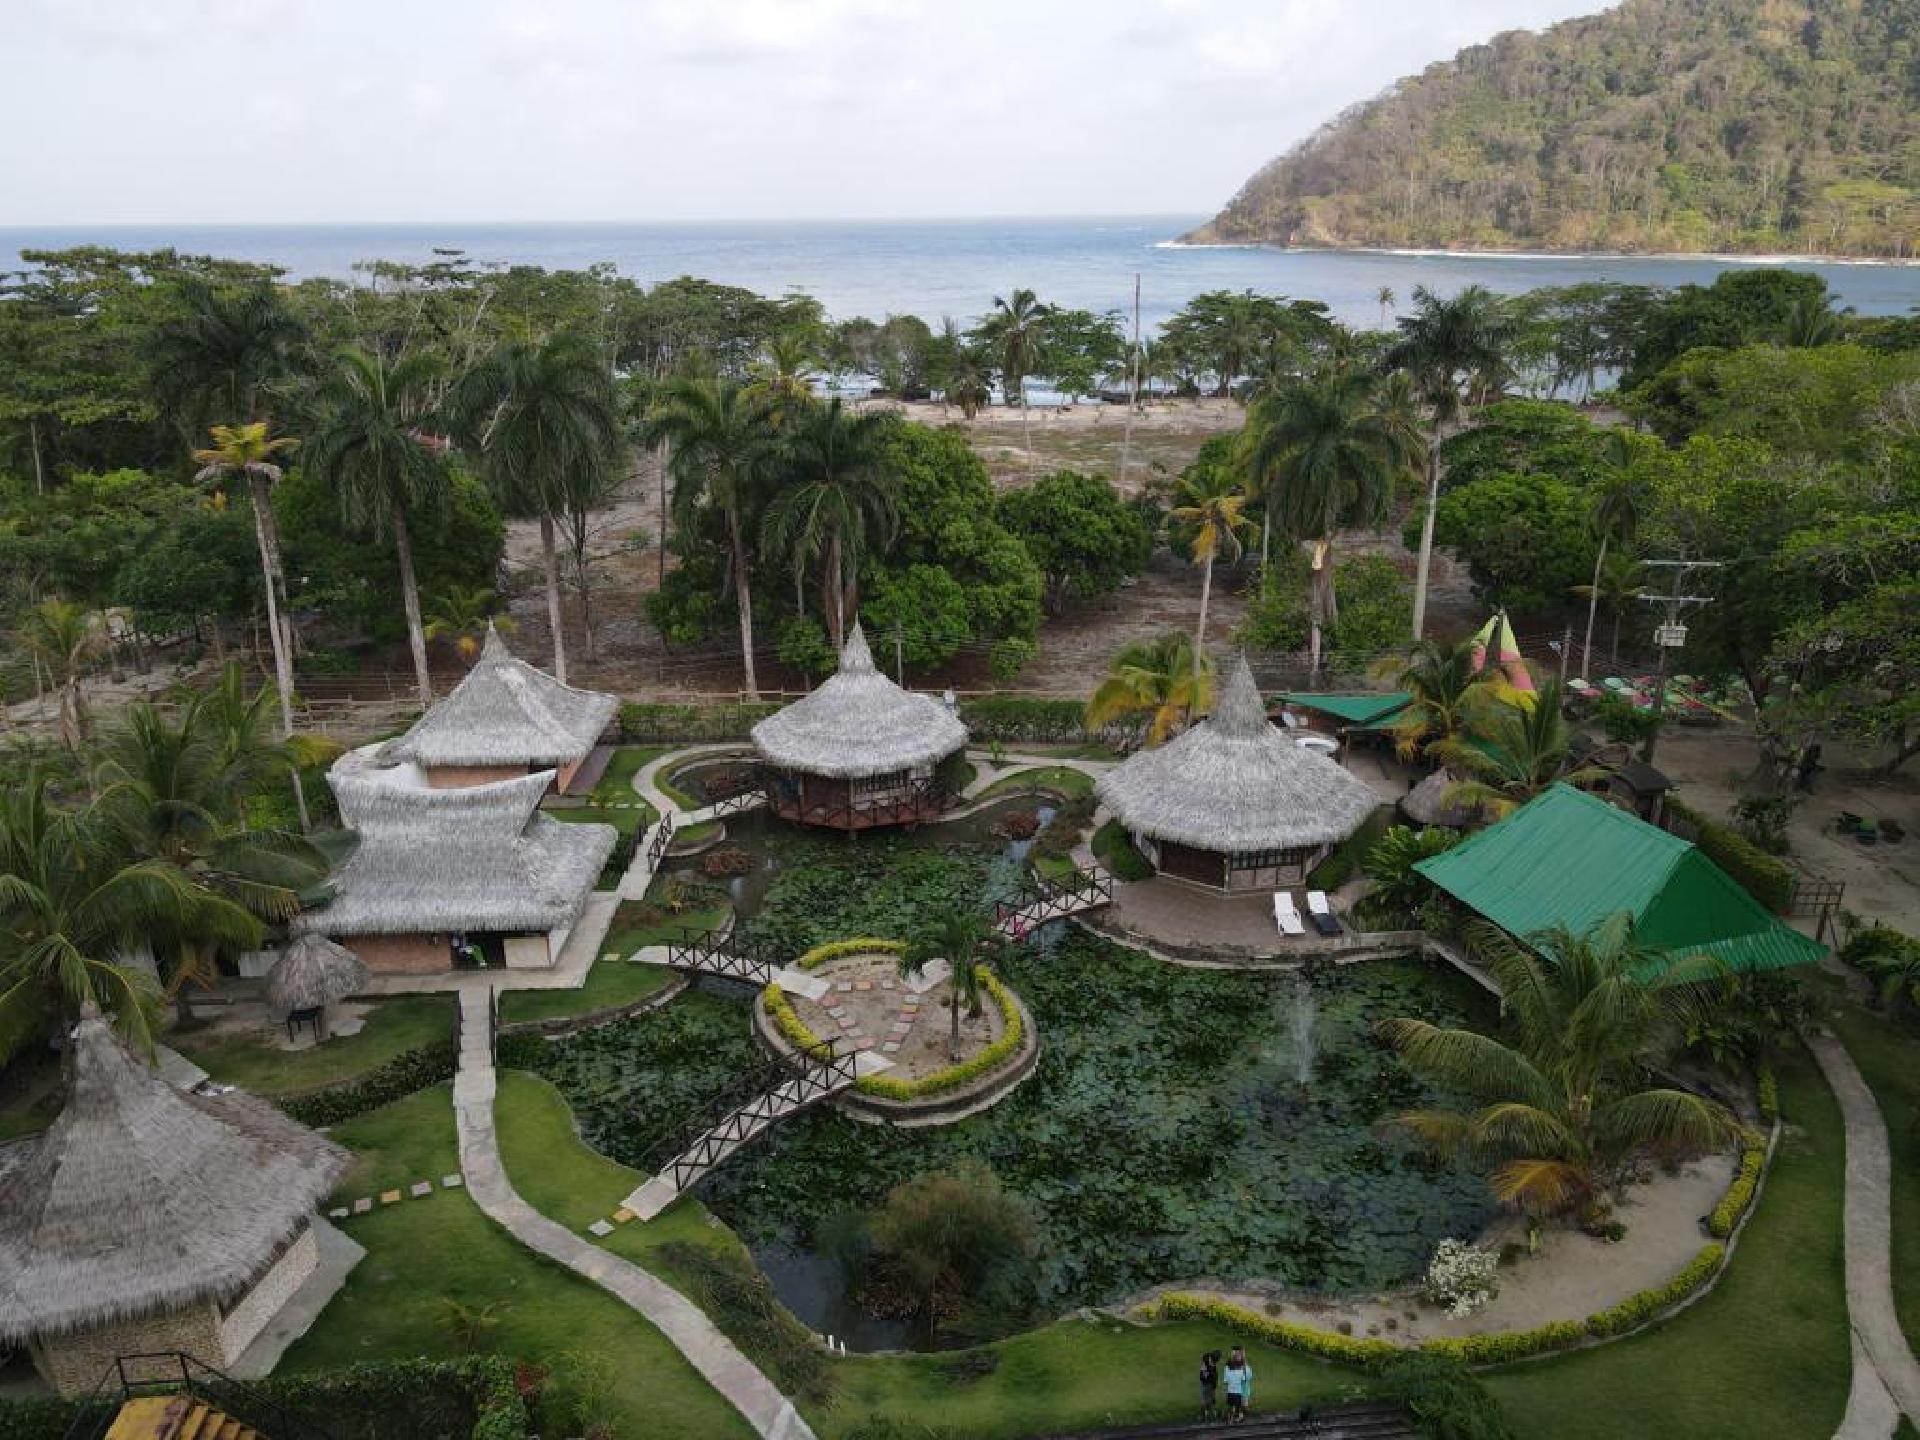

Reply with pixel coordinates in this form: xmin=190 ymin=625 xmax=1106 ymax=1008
xmin=1189 ymin=0 xmax=1919 ymax=258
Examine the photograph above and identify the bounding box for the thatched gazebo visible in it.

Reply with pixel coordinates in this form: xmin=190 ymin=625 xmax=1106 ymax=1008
xmin=1401 ymin=768 xmax=1477 ymax=829
xmin=1096 ymin=657 xmax=1381 ymax=892
xmin=752 ymin=623 xmax=968 ymax=830
xmin=0 ymin=1008 xmax=349 ymax=1396
xmin=265 ymin=934 xmax=370 ymax=1038
xmin=383 ymin=624 xmax=616 ymax=792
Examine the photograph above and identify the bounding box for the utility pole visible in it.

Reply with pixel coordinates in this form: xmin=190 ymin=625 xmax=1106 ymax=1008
xmin=1119 ymin=273 xmax=1142 ymax=489
xmin=1637 ymin=559 xmax=1720 ymax=766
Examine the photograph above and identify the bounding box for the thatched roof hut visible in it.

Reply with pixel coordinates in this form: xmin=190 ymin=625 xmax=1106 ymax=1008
xmin=384 ymin=624 xmax=615 ymax=772
xmin=295 ymin=768 xmax=614 ymax=940
xmin=1097 ymin=657 xmax=1379 ymax=887
xmin=1401 ymin=768 xmax=1477 ymax=829
xmin=265 ymin=934 xmax=369 ymax=1014
xmin=753 ymin=623 xmax=967 ymax=780
xmin=0 ymin=1009 xmax=347 ymax=1345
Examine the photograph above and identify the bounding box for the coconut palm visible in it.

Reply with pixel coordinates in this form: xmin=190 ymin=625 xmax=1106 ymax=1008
xmin=1437 ymin=680 xmax=1608 ymax=820
xmin=1379 ymin=914 xmax=1742 ymax=1221
xmin=1577 ymin=445 xmax=1652 ymax=676
xmin=1380 ymin=636 xmax=1492 ymax=762
xmin=646 ymin=378 xmax=781 ymax=695
xmin=1387 ymin=285 xmax=1512 ymax=638
xmin=747 ymin=332 xmax=823 ymax=416
xmin=760 ymin=397 xmax=901 ymax=647
xmin=302 ymin=347 xmax=449 ymax=706
xmin=900 ymin=908 xmax=992 ymax=1061
xmin=1571 ymin=549 xmax=1652 ymax=667
xmin=1168 ymin=472 xmax=1250 ymax=688
xmin=1084 ymin=634 xmax=1215 ymax=746
xmin=193 ymin=422 xmax=300 ymax=732
xmin=975 ymin=289 xmax=1051 ymax=467
xmin=16 ymin=598 xmax=105 ymax=751
xmin=1377 ymin=286 xmax=1396 ymax=330
xmin=939 ymin=340 xmax=995 ymax=420
xmin=424 ymin=585 xmax=512 ymax=662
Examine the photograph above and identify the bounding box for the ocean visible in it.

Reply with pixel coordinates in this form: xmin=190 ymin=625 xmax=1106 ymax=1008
xmin=5 ymin=216 xmax=1917 ymax=332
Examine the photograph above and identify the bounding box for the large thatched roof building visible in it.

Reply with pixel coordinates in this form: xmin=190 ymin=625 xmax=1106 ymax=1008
xmin=384 ymin=624 xmax=616 ymax=791
xmin=752 ymin=623 xmax=968 ymax=830
xmin=1097 ymin=657 xmax=1381 ymax=891
xmin=0 ymin=1009 xmax=349 ymax=1395
xmin=296 ymin=762 xmax=615 ymax=974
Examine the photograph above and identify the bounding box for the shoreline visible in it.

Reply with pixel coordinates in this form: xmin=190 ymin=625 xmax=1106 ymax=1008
xmin=1157 ymin=238 xmax=1920 ymax=268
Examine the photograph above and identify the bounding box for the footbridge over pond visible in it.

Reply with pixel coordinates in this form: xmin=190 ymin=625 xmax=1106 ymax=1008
xmin=992 ymin=863 xmax=1114 ymax=939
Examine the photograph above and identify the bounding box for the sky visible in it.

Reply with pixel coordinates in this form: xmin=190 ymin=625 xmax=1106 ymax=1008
xmin=4 ymin=0 xmax=1610 ymax=226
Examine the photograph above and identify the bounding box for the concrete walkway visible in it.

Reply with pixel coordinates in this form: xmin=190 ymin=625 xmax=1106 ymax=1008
xmin=1806 ymin=1030 xmax=1920 ymax=1439
xmin=452 ymin=989 xmax=815 ymax=1440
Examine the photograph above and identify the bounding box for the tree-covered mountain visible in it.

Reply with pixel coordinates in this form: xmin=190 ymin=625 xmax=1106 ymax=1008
xmin=1190 ymin=0 xmax=1919 ymax=258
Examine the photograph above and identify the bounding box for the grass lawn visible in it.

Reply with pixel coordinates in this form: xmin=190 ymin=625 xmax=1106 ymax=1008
xmin=975 ymin=765 xmax=1096 ymax=802
xmin=672 ymin=818 xmax=724 ymax=848
xmin=1484 ymin=1046 xmax=1850 ymax=1440
xmin=289 ymin=1084 xmax=753 ymax=1440
xmin=1092 ymin=818 xmax=1154 ymax=881
xmin=497 ymin=900 xmax=729 ymax=1025
xmin=1820 ymin=992 xmax=1920 ymax=1351
xmin=547 ymin=801 xmax=652 ymax=837
xmin=170 ymin=995 xmax=453 ymax=1098
xmin=590 ymin=744 xmax=678 ymax=807
xmin=980 ymin=742 xmax=1122 ymax=762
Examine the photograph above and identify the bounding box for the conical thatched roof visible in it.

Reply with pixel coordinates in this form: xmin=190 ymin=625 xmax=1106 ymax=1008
xmin=295 ymin=769 xmax=614 ymax=938
xmin=1096 ymin=656 xmax=1380 ymax=854
xmin=384 ymin=625 xmax=616 ymax=769
xmin=265 ymin=934 xmax=369 ymax=1013
xmin=1401 ymin=768 xmax=1476 ymax=828
xmin=0 ymin=1010 xmax=347 ymax=1343
xmin=753 ymin=623 xmax=968 ymax=778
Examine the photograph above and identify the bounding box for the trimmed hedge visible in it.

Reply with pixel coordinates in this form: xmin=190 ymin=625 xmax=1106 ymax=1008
xmin=958 ymin=695 xmax=1101 ymax=744
xmin=277 ymin=1036 xmax=457 ymax=1128
xmin=1709 ymin=1135 xmax=1767 ymax=1238
xmin=1583 ymin=1244 xmax=1724 ymax=1337
xmin=795 ymin=938 xmax=907 ymax=970
xmin=616 ymin=700 xmax=780 ymax=743
xmin=1758 ymin=1065 xmax=1780 ymax=1122
xmin=1151 ymin=1292 xmax=1401 ymax=1368
xmin=763 ymin=983 xmax=836 ymax=1062
xmin=1663 ymin=798 xmax=1794 ymax=914
xmin=1421 ymin=1320 xmax=1587 ymax=1365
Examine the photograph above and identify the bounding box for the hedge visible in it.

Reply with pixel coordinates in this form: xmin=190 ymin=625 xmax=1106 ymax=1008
xmin=1708 ymin=1138 xmax=1767 ymax=1239
xmin=276 ymin=1036 xmax=457 ymax=1128
xmin=616 ymin=700 xmax=780 ymax=743
xmin=795 ymin=938 xmax=907 ymax=970
xmin=957 ymin=696 xmax=1104 ymax=744
xmin=1421 ymin=1320 xmax=1588 ymax=1365
xmin=1662 ymin=798 xmax=1794 ymax=914
xmin=763 ymin=983 xmax=837 ymax=1062
xmin=1757 ymin=1065 xmax=1779 ymax=1122
xmin=1151 ymin=1292 xmax=1402 ymax=1369
xmin=1583 ymin=1244 xmax=1724 ymax=1337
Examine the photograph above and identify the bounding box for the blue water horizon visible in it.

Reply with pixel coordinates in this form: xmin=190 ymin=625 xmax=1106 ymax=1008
xmin=5 ymin=215 xmax=1916 ymax=333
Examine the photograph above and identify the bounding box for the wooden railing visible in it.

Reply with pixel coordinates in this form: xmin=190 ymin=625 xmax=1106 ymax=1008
xmin=758 ymin=769 xmax=956 ymax=831
xmin=664 ymin=926 xmax=785 ymax=985
xmin=651 ymin=1043 xmax=859 ymax=1194
xmin=992 ymin=863 xmax=1114 ymax=935
xmin=646 ymin=812 xmax=677 ymax=869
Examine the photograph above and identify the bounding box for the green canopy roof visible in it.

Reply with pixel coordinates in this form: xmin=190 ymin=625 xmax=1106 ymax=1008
xmin=1275 ymin=692 xmax=1411 ymax=730
xmin=1414 ymin=784 xmax=1824 ymax=974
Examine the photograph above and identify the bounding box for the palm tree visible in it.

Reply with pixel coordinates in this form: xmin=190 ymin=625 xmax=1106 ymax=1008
xmin=424 ymin=585 xmax=512 ymax=662
xmin=747 ymin=332 xmax=823 ymax=416
xmin=194 ymin=422 xmax=300 ymax=732
xmin=975 ymin=289 xmax=1051 ymax=468
xmin=1379 ymin=915 xmax=1742 ymax=1222
xmin=1380 ymin=637 xmax=1491 ymax=762
xmin=1168 ymin=473 xmax=1250 ymax=688
xmin=1387 ymin=285 xmax=1511 ymax=639
xmin=1241 ymin=366 xmax=1418 ymax=673
xmin=1377 ymin=286 xmax=1396 ymax=331
xmin=303 ymin=348 xmax=449 ymax=706
xmin=646 ymin=378 xmax=781 ymax=696
xmin=900 ymin=908 xmax=991 ymax=1061
xmin=940 ymin=341 xmax=995 ymax=420
xmin=1577 ymin=441 xmax=1651 ymax=677
xmin=17 ymin=598 xmax=105 ymax=751
xmin=451 ymin=333 xmax=619 ymax=685
xmin=760 ymin=398 xmax=901 ymax=647
xmin=1084 ymin=634 xmax=1215 ymax=746
xmin=1572 ymin=550 xmax=1652 ymax=668
xmin=1438 ymin=680 xmax=1608 ymax=819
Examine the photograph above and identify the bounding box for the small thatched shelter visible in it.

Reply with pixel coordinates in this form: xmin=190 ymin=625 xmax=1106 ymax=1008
xmin=752 ymin=623 xmax=968 ymax=830
xmin=265 ymin=934 xmax=369 ymax=1035
xmin=1096 ymin=657 xmax=1381 ymax=892
xmin=1401 ymin=768 xmax=1477 ymax=829
xmin=296 ymin=767 xmax=614 ymax=974
xmin=0 ymin=1008 xmax=349 ymax=1396
xmin=384 ymin=624 xmax=616 ymax=791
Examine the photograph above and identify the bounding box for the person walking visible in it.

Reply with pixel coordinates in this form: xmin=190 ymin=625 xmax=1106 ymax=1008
xmin=1198 ymin=1350 xmax=1221 ymax=1420
xmin=1221 ymin=1347 xmax=1253 ymax=1422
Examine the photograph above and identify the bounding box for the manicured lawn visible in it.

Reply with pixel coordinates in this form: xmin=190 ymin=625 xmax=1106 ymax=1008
xmin=496 ymin=899 xmax=727 ymax=1026
xmin=1821 ymin=994 xmax=1920 ymax=1351
xmin=981 ymin=742 xmax=1122 ymax=762
xmin=975 ymin=765 xmax=1096 ymax=802
xmin=1092 ymin=818 xmax=1154 ymax=881
xmin=1484 ymin=1047 xmax=1850 ymax=1440
xmin=171 ymin=995 xmax=453 ymax=1097
xmin=290 ymin=1085 xmax=752 ymax=1440
xmin=324 ymin=1080 xmax=462 ymax=1201
xmin=547 ymin=801 xmax=651 ymax=837
xmin=590 ymin=744 xmax=677 ymax=807
xmin=672 ymin=818 xmax=724 ymax=848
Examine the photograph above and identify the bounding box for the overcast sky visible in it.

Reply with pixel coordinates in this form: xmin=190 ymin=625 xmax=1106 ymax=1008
xmin=5 ymin=0 xmax=1608 ymax=226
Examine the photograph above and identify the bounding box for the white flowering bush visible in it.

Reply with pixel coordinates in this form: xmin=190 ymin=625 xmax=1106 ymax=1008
xmin=1423 ymin=1238 xmax=1501 ymax=1317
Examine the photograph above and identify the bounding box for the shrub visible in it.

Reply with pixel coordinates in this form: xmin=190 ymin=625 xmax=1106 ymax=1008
xmin=1593 ymin=693 xmax=1660 ymax=744
xmin=795 ymin=938 xmax=907 ymax=970
xmin=1032 ymin=793 xmax=1096 ymax=859
xmin=1708 ymin=1136 xmax=1767 ymax=1238
xmin=1423 ymin=1239 xmax=1500 ymax=1317
xmin=615 ymin=700 xmax=781 ymax=743
xmin=762 ymin=984 xmax=836 ymax=1062
xmin=1151 ymin=1293 xmax=1400 ymax=1369
xmin=1377 ymin=1352 xmax=1518 ymax=1440
xmin=1584 ymin=1245 xmax=1725 ymax=1337
xmin=1419 ymin=1321 xmax=1585 ymax=1364
xmin=1663 ymin=798 xmax=1793 ymax=913
xmin=277 ymin=1036 xmax=457 ymax=1128
xmin=1840 ymin=924 xmax=1920 ymax=1016
xmin=1092 ymin=818 xmax=1154 ymax=881
xmin=652 ymin=1241 xmax=835 ymax=1406
xmin=0 ymin=1399 xmax=76 ymax=1440
xmin=958 ymin=696 xmax=1100 ymax=745
xmin=1757 ymin=1066 xmax=1780 ymax=1122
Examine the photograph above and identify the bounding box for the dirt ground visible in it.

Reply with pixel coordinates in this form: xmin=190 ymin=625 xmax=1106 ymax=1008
xmin=789 ymin=952 xmax=1001 ymax=1079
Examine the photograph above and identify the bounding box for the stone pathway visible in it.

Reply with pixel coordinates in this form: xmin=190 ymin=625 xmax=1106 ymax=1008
xmin=453 ymin=989 xmax=815 ymax=1440
xmin=1806 ymin=1031 xmax=1920 ymax=1439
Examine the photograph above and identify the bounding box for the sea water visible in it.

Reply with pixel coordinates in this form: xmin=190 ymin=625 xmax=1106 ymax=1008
xmin=5 ymin=216 xmax=1918 ymax=334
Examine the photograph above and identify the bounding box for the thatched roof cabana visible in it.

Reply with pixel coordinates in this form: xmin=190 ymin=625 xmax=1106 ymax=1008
xmin=1401 ymin=768 xmax=1477 ymax=829
xmin=753 ymin=623 xmax=967 ymax=779
xmin=265 ymin=934 xmax=369 ymax=1014
xmin=1097 ymin=657 xmax=1380 ymax=856
xmin=0 ymin=1009 xmax=347 ymax=1344
xmin=384 ymin=625 xmax=615 ymax=771
xmin=295 ymin=769 xmax=613 ymax=939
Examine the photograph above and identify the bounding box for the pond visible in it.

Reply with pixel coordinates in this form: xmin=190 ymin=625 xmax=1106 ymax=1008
xmin=532 ymin=805 xmax=1498 ymax=1351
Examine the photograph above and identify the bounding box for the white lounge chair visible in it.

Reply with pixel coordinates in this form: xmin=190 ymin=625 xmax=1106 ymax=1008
xmin=1274 ymin=891 xmax=1306 ymax=936
xmin=1306 ymin=890 xmax=1342 ymax=936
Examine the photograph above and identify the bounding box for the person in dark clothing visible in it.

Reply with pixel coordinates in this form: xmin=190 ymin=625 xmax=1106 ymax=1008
xmin=1198 ymin=1350 xmax=1221 ymax=1419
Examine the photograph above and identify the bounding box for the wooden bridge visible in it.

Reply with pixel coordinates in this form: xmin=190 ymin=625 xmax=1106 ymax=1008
xmin=992 ymin=863 xmax=1114 ymax=939
xmin=622 ymin=1042 xmax=861 ymax=1221
xmin=663 ymin=927 xmax=791 ymax=986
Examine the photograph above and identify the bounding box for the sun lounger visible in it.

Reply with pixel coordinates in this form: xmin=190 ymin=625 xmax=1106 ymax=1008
xmin=1274 ymin=891 xmax=1306 ymax=936
xmin=1306 ymin=890 xmax=1342 ymax=936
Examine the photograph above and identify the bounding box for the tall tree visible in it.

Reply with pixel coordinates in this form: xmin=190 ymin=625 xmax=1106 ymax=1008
xmin=1084 ymin=634 xmax=1215 ymax=745
xmin=1577 ymin=434 xmax=1652 ymax=677
xmin=1381 ymin=637 xmax=1491 ymax=762
xmin=452 ymin=333 xmax=620 ymax=684
xmin=303 ymin=348 xmax=449 ymax=706
xmin=16 ymin=598 xmax=104 ymax=752
xmin=645 ymin=378 xmax=780 ymax=696
xmin=1438 ymin=680 xmax=1606 ymax=819
xmin=1168 ymin=471 xmax=1250 ymax=687
xmin=193 ymin=423 xmax=300 ymax=731
xmin=974 ymin=289 xmax=1051 ymax=469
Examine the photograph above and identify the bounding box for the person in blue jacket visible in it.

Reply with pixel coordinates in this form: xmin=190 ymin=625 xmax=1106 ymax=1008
xmin=1221 ymin=1346 xmax=1253 ymax=1420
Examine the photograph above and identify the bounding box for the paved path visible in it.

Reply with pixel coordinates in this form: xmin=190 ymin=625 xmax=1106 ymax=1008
xmin=1806 ymin=1030 xmax=1920 ymax=1439
xmin=452 ymin=989 xmax=815 ymax=1440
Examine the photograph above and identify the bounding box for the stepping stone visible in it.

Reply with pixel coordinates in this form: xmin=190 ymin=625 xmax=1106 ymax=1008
xmin=329 ymin=1207 xmax=349 ymax=1220
xmin=613 ymin=1207 xmax=636 ymax=1224
xmin=410 ymin=1181 xmax=433 ymax=1199
xmin=380 ymin=1189 xmax=403 ymax=1206
xmin=441 ymin=1174 xmax=463 ymax=1189
xmin=588 ymin=1220 xmax=615 ymax=1237
xmin=835 ymin=982 xmax=854 ymax=993
xmin=352 ymin=1198 xmax=372 ymax=1215
xmin=881 ymin=1041 xmax=902 ymax=1054
xmin=853 ymin=980 xmax=873 ymax=992
xmin=880 ymin=979 xmax=897 ymax=990
xmin=836 ymin=1016 xmax=859 ymax=1031
xmin=601 ymin=952 xmax=621 ymax=964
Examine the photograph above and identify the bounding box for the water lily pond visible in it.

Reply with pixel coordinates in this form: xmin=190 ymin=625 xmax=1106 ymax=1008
xmin=529 ymin=812 xmax=1498 ymax=1349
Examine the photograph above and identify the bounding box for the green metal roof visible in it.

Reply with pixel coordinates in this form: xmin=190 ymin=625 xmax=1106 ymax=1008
xmin=1414 ymin=784 xmax=1825 ymax=974
xmin=1274 ymin=692 xmax=1412 ymax=730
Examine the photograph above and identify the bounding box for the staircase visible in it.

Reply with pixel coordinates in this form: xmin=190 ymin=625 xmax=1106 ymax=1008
xmin=104 ymin=1397 xmax=261 ymax=1440
xmin=1047 ymin=1400 xmax=1416 ymax=1440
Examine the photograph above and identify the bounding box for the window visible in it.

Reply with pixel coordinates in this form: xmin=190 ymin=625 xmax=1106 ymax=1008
xmin=1229 ymin=846 xmax=1316 ymax=872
